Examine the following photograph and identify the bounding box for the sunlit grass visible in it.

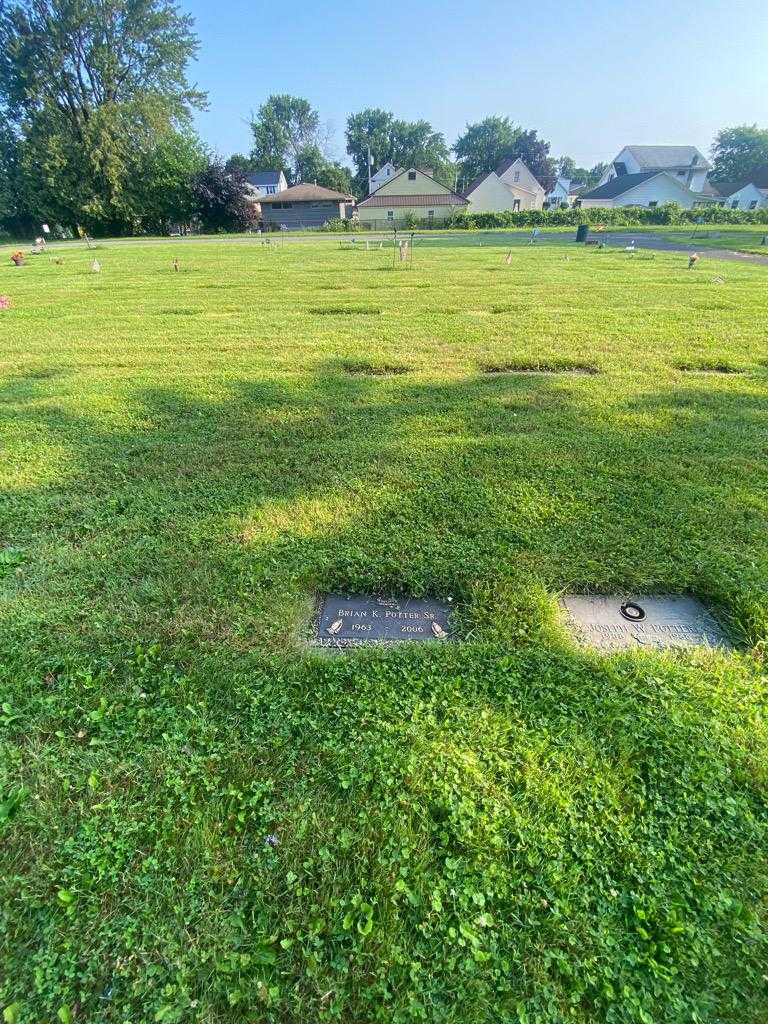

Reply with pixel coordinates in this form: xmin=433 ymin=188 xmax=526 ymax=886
xmin=1 ymin=239 xmax=767 ymax=1023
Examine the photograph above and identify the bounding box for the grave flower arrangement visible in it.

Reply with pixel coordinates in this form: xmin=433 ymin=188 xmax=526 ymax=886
xmin=10 ymin=251 xmax=24 ymax=266
xmin=0 ymin=296 xmax=10 ymax=310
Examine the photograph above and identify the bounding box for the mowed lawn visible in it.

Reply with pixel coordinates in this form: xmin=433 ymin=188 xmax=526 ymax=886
xmin=1 ymin=238 xmax=767 ymax=1024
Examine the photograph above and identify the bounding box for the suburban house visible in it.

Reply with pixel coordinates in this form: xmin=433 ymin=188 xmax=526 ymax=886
xmin=580 ymin=171 xmax=718 ymax=209
xmin=598 ymin=146 xmax=711 ymax=192
xmin=245 ymin=170 xmax=288 ymax=198
xmin=712 ymin=169 xmax=768 ymax=210
xmin=495 ymin=157 xmax=546 ymax=209
xmin=369 ymin=162 xmax=400 ymax=194
xmin=581 ymin=146 xmax=719 ymax=209
xmin=356 ymin=167 xmax=468 ymax=227
xmin=258 ymin=183 xmax=355 ymax=229
xmin=546 ymin=177 xmax=587 ymax=208
xmin=464 ymin=159 xmax=545 ymax=212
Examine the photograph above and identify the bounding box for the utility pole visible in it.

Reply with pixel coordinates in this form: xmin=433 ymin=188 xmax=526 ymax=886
xmin=367 ymin=144 xmax=373 ymax=195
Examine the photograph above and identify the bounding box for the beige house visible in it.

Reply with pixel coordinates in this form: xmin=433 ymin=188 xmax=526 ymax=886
xmin=463 ymin=158 xmax=545 ymax=212
xmin=356 ymin=168 xmax=468 ymax=227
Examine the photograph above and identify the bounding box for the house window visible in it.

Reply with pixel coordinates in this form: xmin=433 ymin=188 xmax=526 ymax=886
xmin=749 ymin=200 xmax=758 ymax=210
xmin=408 ymin=171 xmax=416 ymax=180
xmin=731 ymin=200 xmax=739 ymax=209
xmin=648 ymin=201 xmax=658 ymax=208
xmin=387 ymin=210 xmax=394 ymax=221
xmin=514 ymin=171 xmax=520 ymax=182
xmin=272 ymin=202 xmax=282 ymax=209
xmin=282 ymin=202 xmax=293 ymax=209
xmin=427 ymin=210 xmax=434 ymax=222
xmin=265 ymin=185 xmax=276 ymax=194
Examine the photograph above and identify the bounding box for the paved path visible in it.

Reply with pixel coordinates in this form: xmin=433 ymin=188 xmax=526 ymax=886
xmin=25 ymin=230 xmax=768 ymax=266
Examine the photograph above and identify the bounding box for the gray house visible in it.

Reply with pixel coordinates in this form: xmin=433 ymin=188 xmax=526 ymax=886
xmin=258 ymin=183 xmax=355 ymax=229
xmin=245 ymin=170 xmax=288 ymax=198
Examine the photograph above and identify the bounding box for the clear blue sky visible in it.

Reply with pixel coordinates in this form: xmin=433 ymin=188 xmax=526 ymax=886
xmin=185 ymin=0 xmax=768 ymax=170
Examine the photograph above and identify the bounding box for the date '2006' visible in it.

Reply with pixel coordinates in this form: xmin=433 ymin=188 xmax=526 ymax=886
xmin=350 ymin=623 xmax=425 ymax=633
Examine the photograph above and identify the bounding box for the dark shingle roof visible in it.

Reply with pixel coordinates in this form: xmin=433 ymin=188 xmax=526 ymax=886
xmin=709 ymin=181 xmax=746 ymax=198
xmin=245 ymin=171 xmax=283 ymax=187
xmin=258 ymin=183 xmax=353 ymax=203
xmin=581 ymin=171 xmax=660 ymax=200
xmin=358 ymin=193 xmax=468 ymax=208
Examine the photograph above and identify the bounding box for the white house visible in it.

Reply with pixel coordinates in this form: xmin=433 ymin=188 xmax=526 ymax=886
xmin=369 ymin=162 xmax=400 ymax=194
xmin=713 ymin=169 xmax=768 ymax=210
xmin=245 ymin=170 xmax=288 ymax=197
xmin=495 ymin=157 xmax=546 ymax=209
xmin=599 ymin=146 xmax=711 ymax=192
xmin=546 ymin=177 xmax=587 ymax=208
xmin=580 ymin=171 xmax=716 ymax=209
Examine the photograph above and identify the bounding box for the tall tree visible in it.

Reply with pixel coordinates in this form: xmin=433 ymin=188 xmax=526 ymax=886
xmin=454 ymin=116 xmax=521 ymax=185
xmin=454 ymin=119 xmax=556 ymax=191
xmin=504 ymin=129 xmax=556 ymax=191
xmin=191 ymin=159 xmax=258 ymax=232
xmin=0 ymin=0 xmax=206 ymax=233
xmin=555 ymin=157 xmax=604 ymax=186
xmin=711 ymin=125 xmax=768 ymax=183
xmin=346 ymin=108 xmax=452 ymax=195
xmin=249 ymin=95 xmax=321 ymax=181
xmin=294 ymin=145 xmax=352 ymax=193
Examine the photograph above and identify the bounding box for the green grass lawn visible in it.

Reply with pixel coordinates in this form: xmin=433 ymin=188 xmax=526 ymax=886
xmin=1 ymin=239 xmax=767 ymax=1023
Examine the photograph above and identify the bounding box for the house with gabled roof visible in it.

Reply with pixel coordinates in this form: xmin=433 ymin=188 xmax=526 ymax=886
xmin=599 ymin=146 xmax=711 ymax=192
xmin=258 ymin=183 xmax=354 ymax=228
xmin=580 ymin=171 xmax=717 ymax=209
xmin=710 ymin=168 xmax=768 ymax=210
xmin=356 ymin=167 xmax=467 ymax=227
xmin=245 ymin=170 xmax=288 ymax=198
xmin=463 ymin=159 xmax=545 ymax=212
xmin=369 ymin=162 xmax=400 ymax=194
xmin=546 ymin=177 xmax=587 ymax=208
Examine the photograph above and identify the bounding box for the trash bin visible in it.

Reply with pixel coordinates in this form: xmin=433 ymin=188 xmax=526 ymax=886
xmin=576 ymin=224 xmax=589 ymax=243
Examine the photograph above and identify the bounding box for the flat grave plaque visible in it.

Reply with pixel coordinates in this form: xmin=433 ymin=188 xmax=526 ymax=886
xmin=313 ymin=592 xmax=453 ymax=649
xmin=560 ymin=594 xmax=732 ymax=651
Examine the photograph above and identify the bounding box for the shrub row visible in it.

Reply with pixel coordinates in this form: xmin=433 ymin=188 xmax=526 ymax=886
xmin=440 ymin=203 xmax=768 ymax=229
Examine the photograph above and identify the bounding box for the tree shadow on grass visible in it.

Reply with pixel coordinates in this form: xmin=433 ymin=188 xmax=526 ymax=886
xmin=0 ymin=363 xmax=767 ymax=655
xmin=2 ymin=365 xmax=768 ymax=1022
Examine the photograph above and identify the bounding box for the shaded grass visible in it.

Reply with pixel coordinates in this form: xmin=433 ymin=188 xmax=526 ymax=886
xmin=0 ymin=239 xmax=767 ymax=1023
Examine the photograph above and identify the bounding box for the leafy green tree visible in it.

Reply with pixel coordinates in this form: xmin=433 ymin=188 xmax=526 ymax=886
xmin=555 ymin=158 xmax=605 ymax=187
xmin=294 ymin=145 xmax=352 ymax=194
xmin=454 ymin=118 xmax=556 ymax=191
xmin=346 ymin=108 xmax=452 ymax=195
xmin=504 ymin=129 xmax=556 ymax=192
xmin=454 ymin=116 xmax=521 ymax=185
xmin=191 ymin=159 xmax=258 ymax=232
xmin=0 ymin=0 xmax=206 ymax=233
xmin=711 ymin=125 xmax=768 ymax=183
xmin=249 ymin=95 xmax=321 ymax=181
xmin=225 ymin=153 xmax=256 ymax=175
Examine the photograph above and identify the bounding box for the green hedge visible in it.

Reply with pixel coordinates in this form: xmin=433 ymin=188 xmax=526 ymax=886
xmin=440 ymin=203 xmax=768 ymax=229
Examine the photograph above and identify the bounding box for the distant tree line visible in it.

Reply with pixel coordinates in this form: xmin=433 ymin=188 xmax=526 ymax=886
xmin=0 ymin=0 xmax=766 ymax=238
